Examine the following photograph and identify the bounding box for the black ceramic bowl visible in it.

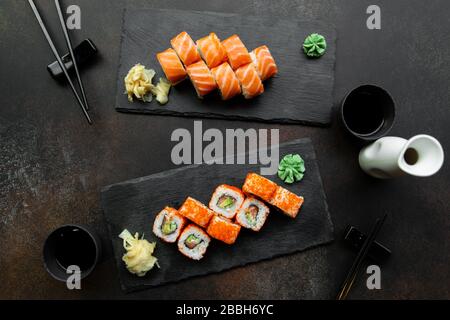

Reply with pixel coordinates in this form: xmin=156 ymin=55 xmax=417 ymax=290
xmin=43 ymin=224 xmax=101 ymax=282
xmin=341 ymin=84 xmax=396 ymax=142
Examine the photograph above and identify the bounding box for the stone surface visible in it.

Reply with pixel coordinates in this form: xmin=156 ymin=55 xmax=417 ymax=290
xmin=101 ymin=139 xmax=333 ymax=291
xmin=115 ymin=9 xmax=336 ymax=125
xmin=0 ymin=0 xmax=449 ymax=299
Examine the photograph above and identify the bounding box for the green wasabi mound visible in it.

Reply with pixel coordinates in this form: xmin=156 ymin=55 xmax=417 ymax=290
xmin=278 ymin=154 xmax=306 ymax=184
xmin=303 ymin=33 xmax=327 ymax=58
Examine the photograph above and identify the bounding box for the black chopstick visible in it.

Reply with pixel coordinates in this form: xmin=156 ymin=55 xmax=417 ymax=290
xmin=54 ymin=0 xmax=89 ymax=111
xmin=28 ymin=0 xmax=92 ymax=124
xmin=336 ymin=213 xmax=387 ymax=300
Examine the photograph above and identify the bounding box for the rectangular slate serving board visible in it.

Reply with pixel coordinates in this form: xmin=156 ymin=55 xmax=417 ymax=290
xmin=101 ymin=138 xmax=334 ymax=292
xmin=115 ymin=8 xmax=336 ymax=126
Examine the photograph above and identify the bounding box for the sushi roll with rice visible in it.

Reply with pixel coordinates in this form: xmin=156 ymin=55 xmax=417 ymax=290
xmin=234 ymin=63 xmax=264 ymax=99
xmin=235 ymin=197 xmax=270 ymax=231
xmin=221 ymin=34 xmax=252 ymax=70
xmin=152 ymin=207 xmax=186 ymax=243
xmin=178 ymin=224 xmax=211 ymax=260
xmin=178 ymin=196 xmax=215 ymax=227
xmin=242 ymin=172 xmax=278 ymax=202
xmin=170 ymin=31 xmax=201 ymax=66
xmin=185 ymin=60 xmax=217 ymax=98
xmin=196 ymin=33 xmax=228 ymax=69
xmin=269 ymin=186 xmax=304 ymax=218
xmin=156 ymin=48 xmax=187 ymax=85
xmin=206 ymin=215 xmax=241 ymax=245
xmin=250 ymin=45 xmax=278 ymax=81
xmin=209 ymin=184 xmax=245 ymax=219
xmin=210 ymin=62 xmax=241 ymax=100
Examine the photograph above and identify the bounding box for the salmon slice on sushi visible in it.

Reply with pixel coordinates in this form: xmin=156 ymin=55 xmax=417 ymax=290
xmin=250 ymin=45 xmax=278 ymax=81
xmin=222 ymin=34 xmax=252 ymax=70
xmin=178 ymin=224 xmax=211 ymax=260
xmin=185 ymin=60 xmax=217 ymax=98
xmin=152 ymin=207 xmax=186 ymax=243
xmin=196 ymin=32 xmax=228 ymax=69
xmin=235 ymin=63 xmax=264 ymax=99
xmin=206 ymin=215 xmax=241 ymax=245
xmin=156 ymin=48 xmax=187 ymax=85
xmin=178 ymin=196 xmax=215 ymax=227
xmin=242 ymin=172 xmax=278 ymax=202
xmin=269 ymin=186 xmax=304 ymax=219
xmin=170 ymin=31 xmax=201 ymax=66
xmin=236 ymin=197 xmax=270 ymax=232
xmin=209 ymin=184 xmax=245 ymax=219
xmin=210 ymin=62 xmax=241 ymax=100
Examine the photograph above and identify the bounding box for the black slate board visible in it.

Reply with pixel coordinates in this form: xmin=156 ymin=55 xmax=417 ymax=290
xmin=101 ymin=138 xmax=334 ymax=292
xmin=115 ymin=8 xmax=336 ymax=126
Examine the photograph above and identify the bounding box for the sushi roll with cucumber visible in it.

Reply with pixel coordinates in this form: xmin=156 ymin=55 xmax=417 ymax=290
xmin=152 ymin=207 xmax=186 ymax=243
xmin=207 ymin=215 xmax=241 ymax=245
xmin=209 ymin=184 xmax=245 ymax=219
xmin=235 ymin=197 xmax=270 ymax=231
xmin=178 ymin=224 xmax=211 ymax=260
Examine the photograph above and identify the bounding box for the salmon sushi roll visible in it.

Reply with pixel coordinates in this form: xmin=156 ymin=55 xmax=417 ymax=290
xmin=170 ymin=31 xmax=201 ymax=66
xmin=178 ymin=224 xmax=211 ymax=260
xmin=206 ymin=215 xmax=241 ymax=245
xmin=156 ymin=48 xmax=187 ymax=85
xmin=236 ymin=197 xmax=270 ymax=232
xmin=209 ymin=184 xmax=245 ymax=219
xmin=269 ymin=186 xmax=304 ymax=218
xmin=186 ymin=60 xmax=217 ymax=98
xmin=234 ymin=63 xmax=264 ymax=99
xmin=210 ymin=62 xmax=241 ymax=100
xmin=222 ymin=34 xmax=252 ymax=70
xmin=242 ymin=173 xmax=278 ymax=202
xmin=196 ymin=33 xmax=228 ymax=69
xmin=178 ymin=197 xmax=215 ymax=227
xmin=152 ymin=207 xmax=186 ymax=243
xmin=250 ymin=45 xmax=278 ymax=81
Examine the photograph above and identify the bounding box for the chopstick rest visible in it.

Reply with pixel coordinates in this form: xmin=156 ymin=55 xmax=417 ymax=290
xmin=47 ymin=39 xmax=98 ymax=81
xmin=344 ymin=226 xmax=391 ymax=264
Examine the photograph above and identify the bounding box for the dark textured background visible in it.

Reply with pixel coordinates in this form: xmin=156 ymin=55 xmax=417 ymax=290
xmin=0 ymin=0 xmax=449 ymax=299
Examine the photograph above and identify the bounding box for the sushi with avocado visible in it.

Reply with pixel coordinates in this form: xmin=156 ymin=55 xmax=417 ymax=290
xmin=209 ymin=184 xmax=245 ymax=219
xmin=152 ymin=207 xmax=186 ymax=243
xmin=235 ymin=197 xmax=269 ymax=231
xmin=178 ymin=224 xmax=211 ymax=260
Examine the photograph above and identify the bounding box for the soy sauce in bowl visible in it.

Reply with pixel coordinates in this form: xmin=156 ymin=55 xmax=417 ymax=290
xmin=43 ymin=225 xmax=101 ymax=282
xmin=341 ymin=85 xmax=395 ymax=141
xmin=55 ymin=227 xmax=97 ymax=271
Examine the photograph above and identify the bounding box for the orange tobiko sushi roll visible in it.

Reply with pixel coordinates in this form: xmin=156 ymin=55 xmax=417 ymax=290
xmin=186 ymin=60 xmax=217 ymax=98
xmin=250 ymin=45 xmax=278 ymax=81
xmin=178 ymin=197 xmax=215 ymax=227
xmin=156 ymin=48 xmax=187 ymax=85
xmin=206 ymin=215 xmax=241 ymax=245
xmin=210 ymin=62 xmax=241 ymax=100
xmin=242 ymin=173 xmax=278 ymax=202
xmin=170 ymin=31 xmax=201 ymax=66
xmin=234 ymin=63 xmax=264 ymax=99
xmin=269 ymin=186 xmax=304 ymax=219
xmin=196 ymin=33 xmax=228 ymax=69
xmin=221 ymin=34 xmax=252 ymax=70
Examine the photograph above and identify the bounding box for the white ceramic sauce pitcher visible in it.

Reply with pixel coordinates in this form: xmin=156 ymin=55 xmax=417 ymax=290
xmin=359 ymin=135 xmax=444 ymax=179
